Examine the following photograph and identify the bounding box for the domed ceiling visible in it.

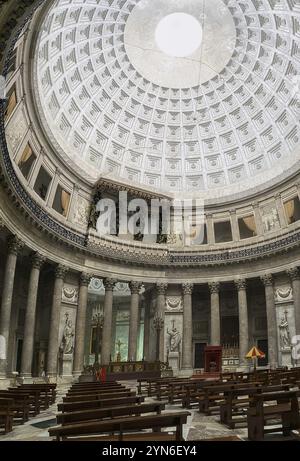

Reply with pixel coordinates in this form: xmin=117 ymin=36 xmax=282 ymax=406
xmin=34 ymin=0 xmax=300 ymax=199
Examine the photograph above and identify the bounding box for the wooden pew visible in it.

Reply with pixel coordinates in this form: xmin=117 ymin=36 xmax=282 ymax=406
xmin=8 ymin=388 xmax=43 ymax=415
xmin=247 ymin=390 xmax=300 ymax=440
xmin=58 ymin=395 xmax=145 ymax=413
xmin=0 ymin=391 xmax=30 ymax=424
xmin=66 ymin=386 xmax=125 ymax=396
xmin=220 ymin=384 xmax=292 ymax=429
xmin=57 ymin=401 xmax=167 ymax=425
xmin=49 ymin=411 xmax=191 ymax=441
xmin=18 ymin=384 xmax=57 ymax=405
xmin=0 ymin=398 xmax=14 ymax=434
xmin=63 ymin=390 xmax=135 ymax=403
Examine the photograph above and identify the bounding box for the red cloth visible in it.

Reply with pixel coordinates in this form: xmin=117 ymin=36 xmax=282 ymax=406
xmin=100 ymin=367 xmax=106 ymax=382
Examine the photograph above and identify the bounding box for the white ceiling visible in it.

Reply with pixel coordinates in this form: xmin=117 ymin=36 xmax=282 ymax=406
xmin=34 ymin=0 xmax=300 ymax=199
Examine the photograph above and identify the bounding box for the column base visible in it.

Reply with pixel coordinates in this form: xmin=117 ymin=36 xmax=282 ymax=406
xmin=178 ymin=368 xmax=193 ymax=378
xmin=18 ymin=375 xmax=34 ymax=384
xmin=0 ymin=377 xmax=11 ymax=389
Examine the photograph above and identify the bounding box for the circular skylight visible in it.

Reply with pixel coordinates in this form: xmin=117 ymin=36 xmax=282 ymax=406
xmin=155 ymin=13 xmax=203 ymax=58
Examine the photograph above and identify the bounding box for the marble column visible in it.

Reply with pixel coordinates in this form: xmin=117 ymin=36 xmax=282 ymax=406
xmin=20 ymin=252 xmax=45 ymax=378
xmin=235 ymin=278 xmax=249 ymax=367
xmin=0 ymin=236 xmax=23 ymax=377
xmin=252 ymin=202 xmax=263 ymax=235
xmin=156 ymin=282 xmax=168 ymax=362
xmin=275 ymin=193 xmax=287 ymax=228
xmin=101 ymin=279 xmax=116 ymax=365
xmin=73 ymin=273 xmax=92 ymax=376
xmin=230 ymin=209 xmax=240 ymax=242
xmin=206 ymin=213 xmax=215 ymax=244
xmin=143 ymin=295 xmax=151 ymax=361
xmin=182 ymin=283 xmax=193 ymax=370
xmin=261 ymin=274 xmax=278 ymax=369
xmin=287 ymin=267 xmax=300 ymax=337
xmin=128 ymin=282 xmax=142 ymax=361
xmin=209 ymin=282 xmax=221 ymax=345
xmin=46 ymin=265 xmax=68 ymax=377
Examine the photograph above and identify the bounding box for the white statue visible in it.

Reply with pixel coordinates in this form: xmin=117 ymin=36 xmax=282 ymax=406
xmin=279 ymin=310 xmax=291 ymax=350
xmin=60 ymin=313 xmax=74 ymax=354
xmin=167 ymin=321 xmax=181 ymax=352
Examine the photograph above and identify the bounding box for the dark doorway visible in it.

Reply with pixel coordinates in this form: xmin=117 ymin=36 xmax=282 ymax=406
xmin=257 ymin=339 xmax=268 ymax=367
xmin=16 ymin=339 xmax=23 ymax=373
xmin=194 ymin=342 xmax=206 ymax=369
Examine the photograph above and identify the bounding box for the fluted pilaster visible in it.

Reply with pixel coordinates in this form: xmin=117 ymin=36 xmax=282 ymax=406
xmin=209 ymin=281 xmax=220 ymax=346
xmin=182 ymin=283 xmax=193 ymax=370
xmin=261 ymin=274 xmax=278 ymax=369
xmin=128 ymin=282 xmax=142 ymax=361
xmin=156 ymin=282 xmax=168 ymax=362
xmin=73 ymin=272 xmax=92 ymax=375
xmin=101 ymin=278 xmax=117 ymax=365
xmin=235 ymin=278 xmax=249 ymax=367
xmin=287 ymin=267 xmax=300 ymax=337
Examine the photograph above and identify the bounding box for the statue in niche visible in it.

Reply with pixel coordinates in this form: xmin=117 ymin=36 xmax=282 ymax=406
xmin=60 ymin=313 xmax=74 ymax=354
xmin=167 ymin=320 xmax=181 ymax=352
xmin=279 ymin=310 xmax=291 ymax=350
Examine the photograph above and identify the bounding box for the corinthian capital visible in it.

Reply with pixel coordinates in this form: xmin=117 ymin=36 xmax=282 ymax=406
xmin=286 ymin=267 xmax=300 ymax=281
xmin=104 ymin=278 xmax=117 ymax=291
xmin=7 ymin=235 xmax=24 ymax=255
xmin=209 ymin=281 xmax=220 ymax=294
xmin=55 ymin=264 xmax=68 ymax=280
xmin=235 ymin=278 xmax=247 ymax=291
xmin=80 ymin=272 xmax=92 ymax=286
xmin=129 ymin=281 xmax=143 ymax=294
xmin=182 ymin=283 xmax=193 ymax=295
xmin=31 ymin=252 xmax=45 ymax=270
xmin=260 ymin=274 xmax=273 ymax=287
xmin=156 ymin=282 xmax=168 ymax=295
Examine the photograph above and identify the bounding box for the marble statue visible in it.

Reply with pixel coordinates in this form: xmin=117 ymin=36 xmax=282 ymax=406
xmin=279 ymin=310 xmax=291 ymax=350
xmin=60 ymin=313 xmax=74 ymax=354
xmin=167 ymin=321 xmax=181 ymax=352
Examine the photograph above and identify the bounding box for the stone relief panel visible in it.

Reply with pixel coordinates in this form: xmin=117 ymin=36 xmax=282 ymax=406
xmin=73 ymin=196 xmax=90 ymax=226
xmin=275 ymin=304 xmax=296 ymax=367
xmin=260 ymin=202 xmax=280 ymax=233
xmin=165 ymin=296 xmax=183 ymax=312
xmin=163 ymin=314 xmax=183 ymax=363
xmin=6 ymin=106 xmax=28 ymax=154
xmin=274 ymin=286 xmax=293 ymax=303
xmin=62 ymin=284 xmax=78 ymax=305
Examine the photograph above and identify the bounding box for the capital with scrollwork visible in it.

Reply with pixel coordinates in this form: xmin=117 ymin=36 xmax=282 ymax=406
xmin=103 ymin=278 xmax=117 ymax=291
xmin=7 ymin=235 xmax=24 ymax=256
xmin=129 ymin=281 xmax=143 ymax=294
xmin=235 ymin=278 xmax=247 ymax=291
xmin=286 ymin=267 xmax=300 ymax=281
xmin=55 ymin=264 xmax=68 ymax=280
xmin=31 ymin=252 xmax=45 ymax=270
xmin=182 ymin=283 xmax=193 ymax=295
xmin=260 ymin=274 xmax=273 ymax=287
xmin=80 ymin=272 xmax=92 ymax=286
xmin=209 ymin=281 xmax=220 ymax=294
xmin=156 ymin=282 xmax=168 ymax=295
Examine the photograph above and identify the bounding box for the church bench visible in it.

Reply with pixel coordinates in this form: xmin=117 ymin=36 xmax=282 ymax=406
xmin=57 ymin=401 xmax=167 ymax=425
xmin=0 ymin=392 xmax=30 ymax=424
xmin=49 ymin=411 xmax=191 ymax=441
xmin=247 ymin=390 xmax=300 ymax=441
xmin=18 ymin=384 xmax=57 ymax=405
xmin=66 ymin=385 xmax=125 ymax=395
xmin=182 ymin=380 xmax=222 ymax=408
xmin=63 ymin=390 xmax=135 ymax=402
xmin=58 ymin=395 xmax=145 ymax=413
xmin=198 ymin=382 xmax=263 ymax=415
xmin=143 ymin=378 xmax=187 ymax=397
xmin=8 ymin=388 xmax=46 ymax=414
xmin=0 ymin=398 xmax=14 ymax=434
xmin=70 ymin=382 xmax=120 ymax=389
xmin=220 ymin=383 xmax=292 ymax=429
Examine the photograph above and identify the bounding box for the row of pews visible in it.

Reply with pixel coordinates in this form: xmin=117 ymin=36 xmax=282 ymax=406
xmin=49 ymin=381 xmax=190 ymax=441
xmin=0 ymin=384 xmax=56 ymax=434
xmin=139 ymin=368 xmax=300 ymax=440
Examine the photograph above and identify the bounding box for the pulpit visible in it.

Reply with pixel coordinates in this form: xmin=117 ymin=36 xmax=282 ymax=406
xmin=204 ymin=346 xmax=222 ymax=373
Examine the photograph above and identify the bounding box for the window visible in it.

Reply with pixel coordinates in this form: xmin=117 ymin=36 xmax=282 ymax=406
xmin=238 ymin=214 xmax=257 ymax=239
xmin=18 ymin=143 xmax=36 ymax=179
xmin=4 ymin=85 xmax=17 ymax=121
xmin=52 ymin=185 xmax=70 ymax=217
xmin=214 ymin=220 xmax=233 ymax=243
xmin=284 ymin=196 xmax=300 ymax=224
xmin=33 ymin=166 xmax=52 ymax=200
xmin=6 ymin=49 xmax=17 ymax=80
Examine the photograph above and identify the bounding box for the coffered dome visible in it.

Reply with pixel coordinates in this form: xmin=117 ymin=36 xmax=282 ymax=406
xmin=33 ymin=0 xmax=300 ymax=200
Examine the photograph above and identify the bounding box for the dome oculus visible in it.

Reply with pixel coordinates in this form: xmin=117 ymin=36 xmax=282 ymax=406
xmin=155 ymin=13 xmax=203 ymax=58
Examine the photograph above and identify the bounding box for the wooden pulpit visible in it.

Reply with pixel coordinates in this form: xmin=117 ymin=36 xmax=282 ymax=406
xmin=204 ymin=346 xmax=222 ymax=373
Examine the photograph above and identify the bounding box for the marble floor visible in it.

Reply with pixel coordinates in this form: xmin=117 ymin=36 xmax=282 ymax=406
xmin=0 ymin=383 xmax=299 ymax=442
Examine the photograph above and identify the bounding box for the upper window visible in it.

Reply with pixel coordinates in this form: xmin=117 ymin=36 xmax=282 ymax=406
xmin=33 ymin=166 xmax=52 ymax=201
xmin=214 ymin=220 xmax=233 ymax=243
xmin=238 ymin=215 xmax=257 ymax=239
xmin=4 ymin=85 xmax=17 ymax=121
xmin=284 ymin=196 xmax=300 ymax=225
xmin=52 ymin=185 xmax=70 ymax=217
xmin=18 ymin=143 xmax=36 ymax=179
